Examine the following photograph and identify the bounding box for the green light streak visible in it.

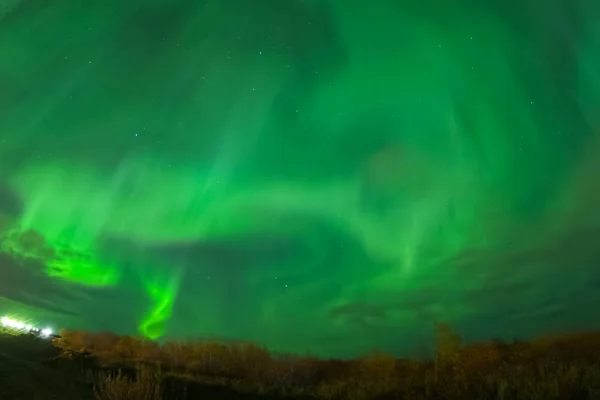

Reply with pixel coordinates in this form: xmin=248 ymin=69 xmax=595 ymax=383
xmin=138 ymin=270 xmax=181 ymax=340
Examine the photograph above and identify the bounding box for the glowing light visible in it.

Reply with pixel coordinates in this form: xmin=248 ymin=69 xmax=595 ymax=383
xmin=138 ymin=272 xmax=181 ymax=340
xmin=1 ymin=316 xmax=54 ymax=338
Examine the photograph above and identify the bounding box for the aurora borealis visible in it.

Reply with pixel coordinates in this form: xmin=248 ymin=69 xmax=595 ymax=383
xmin=1 ymin=0 xmax=600 ymax=358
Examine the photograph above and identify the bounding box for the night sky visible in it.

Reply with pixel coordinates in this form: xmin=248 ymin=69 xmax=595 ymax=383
xmin=1 ymin=0 xmax=600 ymax=358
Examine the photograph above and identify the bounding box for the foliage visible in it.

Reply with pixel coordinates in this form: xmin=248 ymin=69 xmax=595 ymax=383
xmin=51 ymin=324 xmax=600 ymax=400
xmin=93 ymin=368 xmax=163 ymax=400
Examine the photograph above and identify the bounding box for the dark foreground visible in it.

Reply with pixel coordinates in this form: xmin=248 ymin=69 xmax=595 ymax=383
xmin=1 ymin=324 xmax=600 ymax=399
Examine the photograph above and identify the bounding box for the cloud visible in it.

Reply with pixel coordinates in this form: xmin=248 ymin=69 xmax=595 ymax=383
xmin=328 ymin=223 xmax=600 ymax=339
xmin=0 ymin=251 xmax=78 ymax=316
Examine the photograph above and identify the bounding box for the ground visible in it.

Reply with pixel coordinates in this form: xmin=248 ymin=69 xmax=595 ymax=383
xmin=0 ymin=332 xmax=265 ymax=400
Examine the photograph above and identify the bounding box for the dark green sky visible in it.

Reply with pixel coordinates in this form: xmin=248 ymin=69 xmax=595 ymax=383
xmin=1 ymin=0 xmax=599 ymax=357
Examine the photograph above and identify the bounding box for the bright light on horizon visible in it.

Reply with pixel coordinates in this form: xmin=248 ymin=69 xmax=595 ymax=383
xmin=1 ymin=316 xmax=53 ymax=338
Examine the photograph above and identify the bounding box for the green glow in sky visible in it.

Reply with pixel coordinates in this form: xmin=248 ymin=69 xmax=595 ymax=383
xmin=139 ymin=269 xmax=182 ymax=340
xmin=0 ymin=0 xmax=599 ymax=357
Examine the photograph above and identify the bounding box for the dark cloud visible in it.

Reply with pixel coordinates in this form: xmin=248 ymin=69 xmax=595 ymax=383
xmin=0 ymin=252 xmax=78 ymax=316
xmin=1 ymin=228 xmax=55 ymax=260
xmin=328 ymin=287 xmax=444 ymax=332
xmin=329 ymin=224 xmax=600 ymax=343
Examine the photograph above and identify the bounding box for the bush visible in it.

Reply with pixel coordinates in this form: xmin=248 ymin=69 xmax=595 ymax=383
xmin=53 ymin=325 xmax=600 ymax=400
xmin=93 ymin=368 xmax=162 ymax=400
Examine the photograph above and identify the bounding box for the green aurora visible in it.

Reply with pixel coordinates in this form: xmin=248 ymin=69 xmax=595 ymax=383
xmin=0 ymin=0 xmax=600 ymax=357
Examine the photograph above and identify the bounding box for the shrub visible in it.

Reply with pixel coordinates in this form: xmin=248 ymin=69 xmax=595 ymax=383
xmin=52 ymin=324 xmax=600 ymax=400
xmin=93 ymin=367 xmax=163 ymax=400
